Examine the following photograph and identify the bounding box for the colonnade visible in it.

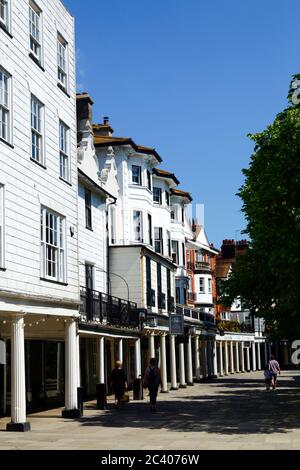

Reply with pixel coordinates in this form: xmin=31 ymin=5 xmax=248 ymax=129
xmin=5 ymin=317 xmax=268 ymax=432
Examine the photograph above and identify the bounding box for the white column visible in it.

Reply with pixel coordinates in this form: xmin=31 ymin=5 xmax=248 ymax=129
xmin=7 ymin=315 xmax=30 ymax=431
xmin=256 ymin=342 xmax=261 ymax=370
xmin=76 ymin=333 xmax=80 ymax=387
xmin=219 ymin=342 xmax=224 ymax=376
xmin=230 ymin=341 xmax=234 ymax=373
xmin=63 ymin=319 xmax=79 ymax=416
xmin=160 ymin=335 xmax=168 ymax=392
xmin=240 ymin=342 xmax=245 ymax=372
xmin=134 ymin=338 xmax=141 ymax=379
xmin=212 ymin=340 xmax=218 ymax=377
xmin=246 ymin=345 xmax=251 ymax=372
xmin=179 ymin=342 xmax=186 ymax=387
xmin=118 ymin=338 xmax=123 ymax=364
xmin=98 ymin=337 xmax=105 ymax=384
xmin=186 ymin=335 xmax=193 ymax=385
xmin=252 ymin=342 xmax=257 ymax=371
xmin=169 ymin=335 xmax=178 ymax=390
xmin=235 ymin=342 xmax=240 ymax=373
xmin=149 ymin=333 xmax=155 ymax=360
xmin=224 ymin=341 xmax=229 ymax=375
xmin=201 ymin=340 xmax=207 ymax=378
xmin=194 ymin=336 xmax=201 ymax=381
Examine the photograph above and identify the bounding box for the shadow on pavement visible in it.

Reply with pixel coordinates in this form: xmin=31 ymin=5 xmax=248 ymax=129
xmin=78 ymin=372 xmax=300 ymax=435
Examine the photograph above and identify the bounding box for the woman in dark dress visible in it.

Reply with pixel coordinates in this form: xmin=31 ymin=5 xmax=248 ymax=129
xmin=110 ymin=360 xmax=127 ymax=406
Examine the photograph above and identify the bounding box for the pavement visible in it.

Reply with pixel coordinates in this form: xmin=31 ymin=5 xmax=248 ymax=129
xmin=1 ymin=370 xmax=300 ymax=450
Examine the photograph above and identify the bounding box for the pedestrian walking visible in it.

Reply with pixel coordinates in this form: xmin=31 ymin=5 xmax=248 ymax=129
xmin=144 ymin=358 xmax=162 ymax=412
xmin=268 ymin=355 xmax=280 ymax=389
xmin=264 ymin=364 xmax=271 ymax=390
xmin=109 ymin=360 xmax=128 ymax=407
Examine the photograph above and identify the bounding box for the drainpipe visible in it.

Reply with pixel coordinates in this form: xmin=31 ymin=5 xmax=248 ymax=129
xmin=106 ymin=197 xmax=117 ymax=296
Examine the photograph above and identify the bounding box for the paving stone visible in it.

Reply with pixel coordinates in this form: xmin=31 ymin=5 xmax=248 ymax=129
xmin=0 ymin=370 xmax=300 ymax=449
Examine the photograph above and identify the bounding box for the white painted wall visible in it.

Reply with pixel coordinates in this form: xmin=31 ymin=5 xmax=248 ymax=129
xmin=78 ymin=182 xmax=107 ymax=293
xmin=0 ymin=0 xmax=79 ymax=310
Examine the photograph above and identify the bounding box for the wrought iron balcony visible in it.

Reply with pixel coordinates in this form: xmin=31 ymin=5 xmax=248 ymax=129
xmin=194 ymin=261 xmax=211 ymax=272
xmin=80 ymin=287 xmax=139 ymax=328
xmin=176 ymin=305 xmax=215 ymax=326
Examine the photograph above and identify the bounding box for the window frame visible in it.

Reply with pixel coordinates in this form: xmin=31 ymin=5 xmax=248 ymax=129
xmin=29 ymin=1 xmax=42 ymax=64
xmin=0 ymin=0 xmax=10 ymax=32
xmin=154 ymin=227 xmax=163 ymax=254
xmin=153 ymin=187 xmax=162 ymax=204
xmin=57 ymin=33 xmax=69 ymax=91
xmin=131 ymin=165 xmax=142 ymax=186
xmin=31 ymin=94 xmax=44 ymax=165
xmin=208 ymin=277 xmax=212 ymax=294
xmin=165 ymin=191 xmax=170 ymax=206
xmin=171 ymin=240 xmax=179 ymax=265
xmin=133 ymin=209 xmax=143 ymax=242
xmin=85 ymin=188 xmax=92 ymax=230
xmin=0 ymin=67 xmax=11 ymax=144
xmin=199 ymin=277 xmax=205 ymax=294
xmin=41 ymin=207 xmax=66 ymax=283
xmin=59 ymin=120 xmax=70 ymax=182
xmin=109 ymin=204 xmax=116 ymax=245
xmin=147 ymin=212 xmax=153 ymax=246
xmin=147 ymin=170 xmax=152 ymax=191
xmin=167 ymin=230 xmax=171 ymax=257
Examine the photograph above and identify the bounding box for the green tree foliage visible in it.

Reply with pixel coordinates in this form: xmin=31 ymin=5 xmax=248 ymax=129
xmin=221 ymin=77 xmax=300 ymax=339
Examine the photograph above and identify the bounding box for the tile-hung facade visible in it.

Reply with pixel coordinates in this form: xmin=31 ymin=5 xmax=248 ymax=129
xmin=0 ymin=0 xmax=80 ymax=430
xmin=76 ymin=94 xmax=220 ymax=394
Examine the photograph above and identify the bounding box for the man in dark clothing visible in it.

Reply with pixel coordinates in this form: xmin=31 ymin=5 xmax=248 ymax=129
xmin=110 ymin=360 xmax=127 ymax=406
xmin=144 ymin=358 xmax=162 ymax=411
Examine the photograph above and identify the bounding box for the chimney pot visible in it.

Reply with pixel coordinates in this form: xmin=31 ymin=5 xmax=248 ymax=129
xmin=103 ymin=116 xmax=109 ymax=125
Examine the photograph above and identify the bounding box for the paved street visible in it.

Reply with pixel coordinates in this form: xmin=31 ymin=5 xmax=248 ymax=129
xmin=1 ymin=370 xmax=300 ymax=450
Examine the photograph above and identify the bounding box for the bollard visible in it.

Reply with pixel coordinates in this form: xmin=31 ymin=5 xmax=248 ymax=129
xmin=77 ymin=387 xmax=85 ymax=417
xmin=96 ymin=383 xmax=107 ymax=410
xmin=133 ymin=378 xmax=143 ymax=400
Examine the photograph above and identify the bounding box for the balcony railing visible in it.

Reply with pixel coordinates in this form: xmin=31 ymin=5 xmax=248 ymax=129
xmin=80 ymin=287 xmax=139 ymax=328
xmin=176 ymin=305 xmax=215 ymax=326
xmin=216 ymin=319 xmax=254 ymax=333
xmin=194 ymin=261 xmax=211 ymax=272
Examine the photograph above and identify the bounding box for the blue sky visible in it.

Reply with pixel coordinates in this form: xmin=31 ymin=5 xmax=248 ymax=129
xmin=64 ymin=0 xmax=300 ymax=247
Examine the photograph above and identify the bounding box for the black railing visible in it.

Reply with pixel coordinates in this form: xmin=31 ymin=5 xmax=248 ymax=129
xmin=80 ymin=287 xmax=139 ymax=328
xmin=176 ymin=305 xmax=215 ymax=326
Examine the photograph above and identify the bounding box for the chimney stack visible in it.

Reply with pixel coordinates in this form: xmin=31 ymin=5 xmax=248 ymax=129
xmin=76 ymin=92 xmax=94 ymax=123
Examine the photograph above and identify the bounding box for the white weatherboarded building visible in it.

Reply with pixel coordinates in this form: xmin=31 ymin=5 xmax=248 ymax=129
xmin=0 ymin=0 xmax=80 ymax=430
